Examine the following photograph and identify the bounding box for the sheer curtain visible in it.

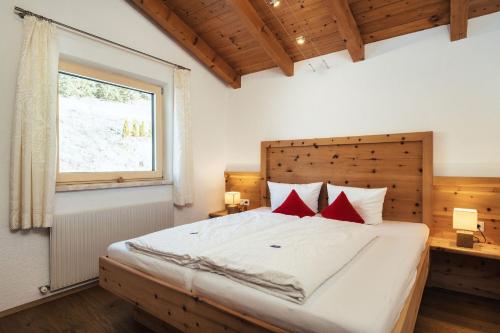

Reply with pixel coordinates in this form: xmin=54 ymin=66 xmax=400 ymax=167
xmin=172 ymin=68 xmax=194 ymax=206
xmin=10 ymin=16 xmax=59 ymax=230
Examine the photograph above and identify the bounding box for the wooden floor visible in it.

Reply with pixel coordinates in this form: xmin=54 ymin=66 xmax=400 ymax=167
xmin=0 ymin=287 xmax=498 ymax=333
xmin=0 ymin=286 xmax=155 ymax=333
xmin=415 ymin=288 xmax=500 ymax=333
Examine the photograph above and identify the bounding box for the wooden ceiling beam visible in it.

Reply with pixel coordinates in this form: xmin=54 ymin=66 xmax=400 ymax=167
xmin=450 ymin=0 xmax=470 ymax=41
xmin=129 ymin=0 xmax=241 ymax=88
xmin=227 ymin=0 xmax=294 ymax=76
xmin=326 ymin=0 xmax=365 ymax=62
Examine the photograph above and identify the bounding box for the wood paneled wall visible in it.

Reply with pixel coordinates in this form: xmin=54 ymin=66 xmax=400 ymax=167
xmin=224 ymin=172 xmax=261 ymax=210
xmin=432 ymin=177 xmax=500 ymax=245
xmin=225 ymin=173 xmax=500 ymax=244
xmin=225 ymin=172 xmax=500 ymax=243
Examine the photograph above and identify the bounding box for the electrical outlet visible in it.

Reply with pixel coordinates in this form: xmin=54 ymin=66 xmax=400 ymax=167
xmin=477 ymin=221 xmax=485 ymax=232
xmin=240 ymin=199 xmax=250 ymax=206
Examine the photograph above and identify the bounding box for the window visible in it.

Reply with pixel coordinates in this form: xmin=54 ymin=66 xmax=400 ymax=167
xmin=57 ymin=60 xmax=163 ymax=185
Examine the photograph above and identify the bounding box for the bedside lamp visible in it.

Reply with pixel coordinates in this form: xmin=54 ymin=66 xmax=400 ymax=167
xmin=453 ymin=208 xmax=478 ymax=248
xmin=225 ymin=191 xmax=241 ymax=214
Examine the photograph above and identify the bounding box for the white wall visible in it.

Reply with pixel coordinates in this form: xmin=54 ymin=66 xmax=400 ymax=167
xmin=0 ymin=0 xmax=228 ymax=312
xmin=226 ymin=13 xmax=500 ymax=177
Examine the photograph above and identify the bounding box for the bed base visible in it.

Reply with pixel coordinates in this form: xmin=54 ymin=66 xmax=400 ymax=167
xmin=99 ymin=256 xmax=284 ymax=333
xmin=391 ymin=241 xmax=430 ymax=333
xmin=99 ymin=243 xmax=429 ymax=333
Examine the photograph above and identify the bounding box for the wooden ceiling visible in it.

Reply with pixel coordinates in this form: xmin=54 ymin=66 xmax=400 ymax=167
xmin=130 ymin=0 xmax=500 ymax=88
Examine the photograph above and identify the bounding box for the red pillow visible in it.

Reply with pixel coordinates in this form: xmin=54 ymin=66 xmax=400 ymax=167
xmin=273 ymin=189 xmax=315 ymax=218
xmin=321 ymin=191 xmax=364 ymax=223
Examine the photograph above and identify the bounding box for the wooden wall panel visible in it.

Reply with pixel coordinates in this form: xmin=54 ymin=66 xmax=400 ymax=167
xmin=224 ymin=172 xmax=261 ymax=210
xmin=224 ymin=165 xmax=500 ymax=247
xmin=432 ymin=177 xmax=500 ymax=245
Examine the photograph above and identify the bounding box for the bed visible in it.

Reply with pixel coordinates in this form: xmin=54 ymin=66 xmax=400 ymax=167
xmin=99 ymin=131 xmax=433 ymax=333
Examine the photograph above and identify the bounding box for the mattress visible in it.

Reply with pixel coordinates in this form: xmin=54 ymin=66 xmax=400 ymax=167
xmin=107 ymin=210 xmax=428 ymax=333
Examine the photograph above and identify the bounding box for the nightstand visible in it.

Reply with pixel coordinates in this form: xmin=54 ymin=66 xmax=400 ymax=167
xmin=428 ymin=236 xmax=500 ymax=300
xmin=430 ymin=237 xmax=500 ymax=260
xmin=208 ymin=210 xmax=229 ymax=218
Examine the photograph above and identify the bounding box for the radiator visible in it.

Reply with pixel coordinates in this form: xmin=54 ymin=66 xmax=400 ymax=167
xmin=50 ymin=201 xmax=173 ymax=291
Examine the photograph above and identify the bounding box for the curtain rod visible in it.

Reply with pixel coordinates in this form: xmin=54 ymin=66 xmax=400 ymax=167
xmin=13 ymin=6 xmax=191 ymax=71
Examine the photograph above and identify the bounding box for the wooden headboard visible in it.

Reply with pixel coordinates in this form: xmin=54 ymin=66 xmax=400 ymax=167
xmin=260 ymin=132 xmax=433 ymax=225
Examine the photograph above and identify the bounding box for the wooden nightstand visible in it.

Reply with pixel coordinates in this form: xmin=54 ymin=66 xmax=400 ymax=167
xmin=208 ymin=210 xmax=229 ymax=218
xmin=430 ymin=237 xmax=500 ymax=260
xmin=428 ymin=236 xmax=500 ymax=300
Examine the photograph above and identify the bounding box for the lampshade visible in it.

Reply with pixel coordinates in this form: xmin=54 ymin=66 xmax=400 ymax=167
xmin=224 ymin=191 xmax=241 ymax=205
xmin=453 ymin=208 xmax=478 ymax=231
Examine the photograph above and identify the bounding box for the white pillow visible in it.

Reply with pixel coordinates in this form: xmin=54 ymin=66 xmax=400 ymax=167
xmin=268 ymin=181 xmax=323 ymax=213
xmin=327 ymin=184 xmax=387 ymax=225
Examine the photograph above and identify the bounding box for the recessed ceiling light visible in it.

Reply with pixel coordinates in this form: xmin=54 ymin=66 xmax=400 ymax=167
xmin=296 ymin=36 xmax=306 ymax=45
xmin=269 ymin=0 xmax=281 ymax=8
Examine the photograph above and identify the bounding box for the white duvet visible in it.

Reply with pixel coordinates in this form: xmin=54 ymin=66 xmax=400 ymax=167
xmin=126 ymin=210 xmax=297 ymax=265
xmin=126 ymin=211 xmax=376 ymax=304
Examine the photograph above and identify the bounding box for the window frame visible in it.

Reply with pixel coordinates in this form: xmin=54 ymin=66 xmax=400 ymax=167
xmin=56 ymin=59 xmax=164 ymax=185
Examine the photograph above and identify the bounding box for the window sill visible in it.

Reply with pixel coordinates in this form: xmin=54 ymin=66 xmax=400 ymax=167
xmin=56 ymin=179 xmax=171 ymax=192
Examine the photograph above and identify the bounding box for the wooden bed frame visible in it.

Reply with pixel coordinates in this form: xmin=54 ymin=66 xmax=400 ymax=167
xmin=100 ymin=131 xmax=433 ymax=333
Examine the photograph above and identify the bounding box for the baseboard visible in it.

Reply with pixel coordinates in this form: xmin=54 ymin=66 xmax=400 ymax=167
xmin=0 ymin=280 xmax=98 ymax=318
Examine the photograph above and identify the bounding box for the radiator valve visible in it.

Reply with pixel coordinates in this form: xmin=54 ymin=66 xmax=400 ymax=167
xmin=39 ymin=285 xmax=50 ymax=295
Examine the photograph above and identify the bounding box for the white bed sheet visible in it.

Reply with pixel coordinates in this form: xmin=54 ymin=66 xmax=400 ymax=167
xmin=107 ymin=210 xmax=428 ymax=333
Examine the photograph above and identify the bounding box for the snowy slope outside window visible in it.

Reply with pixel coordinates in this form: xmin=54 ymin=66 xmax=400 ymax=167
xmin=58 ymin=72 xmax=155 ymax=173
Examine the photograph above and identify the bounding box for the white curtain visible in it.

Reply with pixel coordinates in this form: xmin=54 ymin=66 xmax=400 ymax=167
xmin=172 ymin=68 xmax=194 ymax=206
xmin=10 ymin=17 xmax=59 ymax=230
